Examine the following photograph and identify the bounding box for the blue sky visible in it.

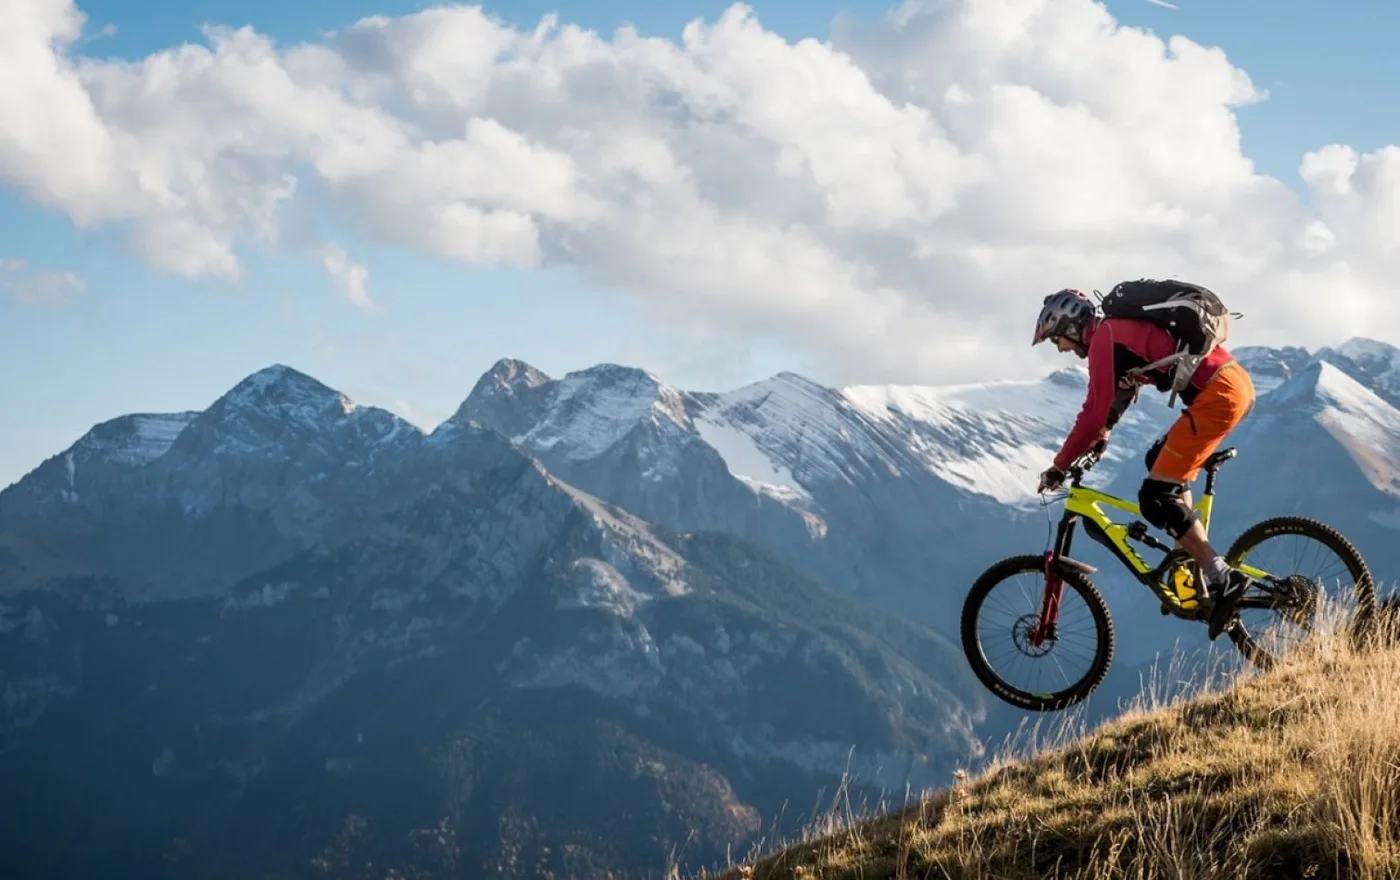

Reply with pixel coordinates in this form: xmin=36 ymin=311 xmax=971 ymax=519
xmin=3 ymin=0 xmax=1400 ymax=488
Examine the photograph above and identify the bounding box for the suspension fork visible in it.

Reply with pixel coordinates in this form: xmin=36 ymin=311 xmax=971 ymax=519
xmin=1031 ymin=514 xmax=1078 ymax=647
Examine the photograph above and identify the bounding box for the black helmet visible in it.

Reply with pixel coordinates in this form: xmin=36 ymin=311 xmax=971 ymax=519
xmin=1032 ymin=289 xmax=1096 ymax=346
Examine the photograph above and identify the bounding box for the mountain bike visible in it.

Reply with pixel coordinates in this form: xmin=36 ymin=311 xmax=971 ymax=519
xmin=960 ymin=446 xmax=1377 ymax=712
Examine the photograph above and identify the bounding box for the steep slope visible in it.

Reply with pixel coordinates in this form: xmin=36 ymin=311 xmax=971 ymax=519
xmin=1316 ymin=337 xmax=1400 ymax=408
xmin=710 ymin=611 xmax=1400 ymax=880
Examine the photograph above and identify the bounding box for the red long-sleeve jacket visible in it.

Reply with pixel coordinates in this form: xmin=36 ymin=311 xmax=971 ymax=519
xmin=1053 ymin=317 xmax=1234 ymax=471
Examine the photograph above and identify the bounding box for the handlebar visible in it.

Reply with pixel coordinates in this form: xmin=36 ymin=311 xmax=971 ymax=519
xmin=1064 ymin=449 xmax=1104 ymax=487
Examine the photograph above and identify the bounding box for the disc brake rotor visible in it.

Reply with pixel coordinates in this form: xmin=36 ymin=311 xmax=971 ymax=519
xmin=1011 ymin=613 xmax=1055 ymax=658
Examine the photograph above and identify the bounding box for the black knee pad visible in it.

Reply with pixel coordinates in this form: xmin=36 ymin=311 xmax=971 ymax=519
xmin=1138 ymin=478 xmax=1198 ymax=540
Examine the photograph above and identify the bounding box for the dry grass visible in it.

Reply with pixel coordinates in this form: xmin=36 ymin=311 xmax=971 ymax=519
xmin=694 ymin=595 xmax=1400 ymax=880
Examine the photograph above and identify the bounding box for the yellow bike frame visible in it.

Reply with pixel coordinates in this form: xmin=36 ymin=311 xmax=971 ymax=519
xmin=1051 ymin=449 xmax=1273 ymax=617
xmin=1064 ymin=485 xmax=1213 ymax=576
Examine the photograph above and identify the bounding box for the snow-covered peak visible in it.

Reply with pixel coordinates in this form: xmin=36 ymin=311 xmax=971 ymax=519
xmin=509 ymin=364 xmax=692 ymax=461
xmin=717 ymin=374 xmax=861 ymax=445
xmin=1313 ymin=337 xmax=1400 ymax=407
xmin=1261 ymin=359 xmax=1344 ymax=410
xmin=702 ymin=373 xmax=888 ymax=487
xmin=1264 ymin=361 xmax=1400 ymax=497
xmin=215 ymin=364 xmax=350 ymax=419
xmin=841 ymin=370 xmax=1175 ymax=505
xmin=1269 ymin=359 xmax=1397 ymax=415
xmin=159 ymin=364 xmax=418 ymax=468
xmin=1332 ymin=337 xmax=1400 ymax=364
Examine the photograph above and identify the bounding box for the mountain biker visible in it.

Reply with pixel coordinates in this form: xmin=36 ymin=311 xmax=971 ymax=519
xmin=1031 ymin=287 xmax=1257 ymax=640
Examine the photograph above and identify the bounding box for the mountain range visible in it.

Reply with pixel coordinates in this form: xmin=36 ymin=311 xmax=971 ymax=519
xmin=1 ymin=336 xmax=1397 ymax=878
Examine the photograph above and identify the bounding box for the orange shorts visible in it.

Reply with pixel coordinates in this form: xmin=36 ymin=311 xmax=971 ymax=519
xmin=1150 ymin=360 xmax=1256 ymax=483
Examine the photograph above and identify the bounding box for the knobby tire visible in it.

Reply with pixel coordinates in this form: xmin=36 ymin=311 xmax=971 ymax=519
xmin=961 ymin=554 xmax=1115 ymax=712
xmin=1223 ymin=515 xmax=1377 ymax=669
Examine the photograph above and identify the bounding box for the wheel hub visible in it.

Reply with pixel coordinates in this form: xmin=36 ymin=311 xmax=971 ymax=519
xmin=1271 ymin=574 xmax=1321 ymax=625
xmin=1012 ymin=614 xmax=1056 ymax=657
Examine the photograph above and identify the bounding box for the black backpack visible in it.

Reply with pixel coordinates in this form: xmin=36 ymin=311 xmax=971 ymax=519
xmin=1098 ymin=278 xmax=1240 ymax=407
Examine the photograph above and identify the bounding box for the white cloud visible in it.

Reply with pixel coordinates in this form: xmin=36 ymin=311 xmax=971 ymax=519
xmin=2 ymin=0 xmax=1398 ymax=384
xmin=320 ymin=244 xmax=374 ymax=311
xmin=0 ymin=257 xmax=85 ymax=304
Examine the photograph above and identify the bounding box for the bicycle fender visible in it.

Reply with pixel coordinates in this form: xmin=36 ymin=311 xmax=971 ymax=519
xmin=1054 ymin=556 xmax=1098 ymax=576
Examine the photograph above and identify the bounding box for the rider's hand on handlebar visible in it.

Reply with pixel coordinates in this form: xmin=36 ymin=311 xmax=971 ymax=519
xmin=1037 ymin=466 xmax=1065 ymax=493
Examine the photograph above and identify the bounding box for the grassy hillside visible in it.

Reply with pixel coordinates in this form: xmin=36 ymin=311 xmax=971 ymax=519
xmin=696 ymin=599 xmax=1400 ymax=880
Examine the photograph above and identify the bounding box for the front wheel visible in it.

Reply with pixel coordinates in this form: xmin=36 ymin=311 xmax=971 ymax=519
xmin=961 ymin=554 xmax=1115 ymax=712
xmin=1223 ymin=516 xmax=1377 ymax=670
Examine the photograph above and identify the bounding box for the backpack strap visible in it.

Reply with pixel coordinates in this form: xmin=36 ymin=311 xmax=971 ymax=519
xmin=1124 ymin=346 xmax=1195 ymax=409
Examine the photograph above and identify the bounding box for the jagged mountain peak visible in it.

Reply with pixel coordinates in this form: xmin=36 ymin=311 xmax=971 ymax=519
xmin=452 ymin=358 xmax=556 ymax=437
xmin=1260 ymin=358 xmax=1374 ymax=411
xmin=1233 ymin=344 xmax=1313 ymax=390
xmin=555 ymin=363 xmax=682 ymax=407
xmin=529 ymin=364 xmax=691 ymax=453
xmin=182 ymin=364 xmax=419 ymax=451
xmin=473 ymin=358 xmax=551 ymax=396
xmin=1237 ymin=357 xmax=1400 ymax=502
xmin=212 ymin=363 xmax=353 ymax=417
xmin=461 ymin=360 xmax=694 ymax=463
xmin=1330 ymin=337 xmax=1400 ymax=362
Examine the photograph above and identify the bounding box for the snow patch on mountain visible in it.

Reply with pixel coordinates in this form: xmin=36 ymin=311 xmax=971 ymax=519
xmin=103 ymin=414 xmax=198 ymax=467
xmin=1310 ymin=363 xmax=1400 ymax=497
xmin=514 ymin=366 xmax=690 ymax=460
xmin=1334 ymin=338 xmax=1400 ymax=364
xmin=692 ymin=413 xmax=810 ymax=502
xmin=1318 ymin=337 xmax=1400 ymax=407
xmin=842 ymin=367 xmax=1175 ymax=505
xmin=699 ymin=373 xmax=893 ymax=490
xmin=131 ymin=415 xmax=191 ymax=455
xmin=219 ymin=365 xmax=349 ymax=425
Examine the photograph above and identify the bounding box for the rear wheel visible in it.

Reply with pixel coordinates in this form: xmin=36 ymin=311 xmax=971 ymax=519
xmin=1223 ymin=516 xmax=1376 ymax=670
xmin=960 ymin=554 xmax=1115 ymax=712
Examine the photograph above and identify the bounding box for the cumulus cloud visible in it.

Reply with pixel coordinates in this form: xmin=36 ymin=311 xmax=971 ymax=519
xmin=1 ymin=0 xmax=1397 ymax=383
xmin=0 ymin=258 xmax=85 ymax=304
xmin=320 ymin=244 xmax=374 ymax=310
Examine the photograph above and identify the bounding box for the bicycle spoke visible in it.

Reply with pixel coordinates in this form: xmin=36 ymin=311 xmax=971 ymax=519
xmin=973 ymin=572 xmax=1100 ymax=699
xmin=1228 ymin=521 xmax=1370 ymax=664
